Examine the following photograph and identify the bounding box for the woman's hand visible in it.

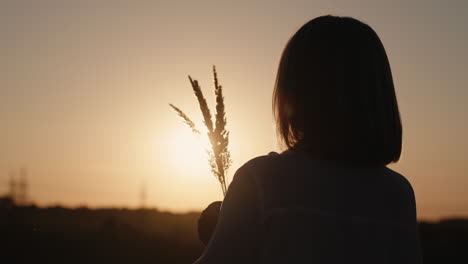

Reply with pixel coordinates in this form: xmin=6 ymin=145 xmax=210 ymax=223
xmin=198 ymin=201 xmax=222 ymax=246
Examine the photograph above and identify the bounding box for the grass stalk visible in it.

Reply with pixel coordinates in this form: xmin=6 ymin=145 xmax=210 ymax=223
xmin=169 ymin=66 xmax=232 ymax=196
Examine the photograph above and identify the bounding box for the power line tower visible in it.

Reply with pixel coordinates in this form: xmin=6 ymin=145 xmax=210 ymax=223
xmin=8 ymin=171 xmax=17 ymax=202
xmin=140 ymin=180 xmax=147 ymax=209
xmin=17 ymin=167 xmax=28 ymax=205
xmin=8 ymin=167 xmax=29 ymax=205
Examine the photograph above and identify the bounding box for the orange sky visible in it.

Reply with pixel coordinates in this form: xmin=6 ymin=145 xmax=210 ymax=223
xmin=1 ymin=0 xmax=467 ymax=220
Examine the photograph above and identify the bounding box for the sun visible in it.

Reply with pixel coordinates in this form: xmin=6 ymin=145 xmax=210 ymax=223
xmin=166 ymin=127 xmax=211 ymax=173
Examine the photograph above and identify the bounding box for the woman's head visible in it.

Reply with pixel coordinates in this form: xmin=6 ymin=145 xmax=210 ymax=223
xmin=273 ymin=15 xmax=402 ymax=166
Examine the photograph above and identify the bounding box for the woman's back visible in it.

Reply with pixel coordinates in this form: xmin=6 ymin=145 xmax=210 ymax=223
xmin=195 ymin=151 xmax=422 ymax=263
xmin=254 ymin=151 xmax=421 ymax=263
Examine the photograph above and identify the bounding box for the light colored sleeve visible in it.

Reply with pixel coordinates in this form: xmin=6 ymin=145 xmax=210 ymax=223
xmin=194 ymin=164 xmax=262 ymax=264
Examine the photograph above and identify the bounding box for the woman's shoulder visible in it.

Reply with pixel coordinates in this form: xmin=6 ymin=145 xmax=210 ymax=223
xmin=238 ymin=151 xmax=284 ymax=172
xmin=382 ymin=167 xmax=415 ymax=197
xmin=380 ymin=167 xmax=417 ymax=219
xmin=230 ymin=152 xmax=281 ymax=182
xmin=233 ymin=151 xmax=307 ymax=187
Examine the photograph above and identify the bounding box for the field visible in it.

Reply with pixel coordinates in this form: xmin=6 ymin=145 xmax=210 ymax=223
xmin=1 ymin=200 xmax=466 ymax=263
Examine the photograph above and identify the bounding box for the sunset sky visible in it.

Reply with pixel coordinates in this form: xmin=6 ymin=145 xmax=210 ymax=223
xmin=1 ymin=0 xmax=467 ymax=220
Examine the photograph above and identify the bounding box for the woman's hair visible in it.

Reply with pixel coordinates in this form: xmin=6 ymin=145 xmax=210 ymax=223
xmin=273 ymin=15 xmax=402 ymax=166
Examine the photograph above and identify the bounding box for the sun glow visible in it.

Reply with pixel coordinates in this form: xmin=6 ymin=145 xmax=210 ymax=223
xmin=166 ymin=127 xmax=212 ymax=174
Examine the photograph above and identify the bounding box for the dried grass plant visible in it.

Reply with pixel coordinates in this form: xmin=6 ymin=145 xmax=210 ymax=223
xmin=169 ymin=66 xmax=232 ymax=196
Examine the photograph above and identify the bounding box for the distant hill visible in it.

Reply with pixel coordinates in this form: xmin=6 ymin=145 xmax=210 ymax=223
xmin=0 ymin=202 xmax=203 ymax=264
xmin=419 ymin=218 xmax=468 ymax=263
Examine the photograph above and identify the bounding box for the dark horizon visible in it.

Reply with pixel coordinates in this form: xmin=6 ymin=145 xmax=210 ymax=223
xmin=2 ymin=0 xmax=467 ymax=220
xmin=1 ymin=199 xmax=467 ymax=263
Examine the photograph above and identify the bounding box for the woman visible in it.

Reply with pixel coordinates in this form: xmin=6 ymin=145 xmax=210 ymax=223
xmin=194 ymin=15 xmax=422 ymax=263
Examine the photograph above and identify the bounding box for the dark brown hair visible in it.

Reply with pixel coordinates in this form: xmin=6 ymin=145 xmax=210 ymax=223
xmin=273 ymin=15 xmax=402 ymax=165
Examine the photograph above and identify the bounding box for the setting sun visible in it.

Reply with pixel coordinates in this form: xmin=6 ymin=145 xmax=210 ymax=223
xmin=166 ymin=126 xmax=212 ymax=175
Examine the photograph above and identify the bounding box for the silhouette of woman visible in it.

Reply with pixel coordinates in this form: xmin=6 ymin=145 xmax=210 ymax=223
xmin=194 ymin=15 xmax=422 ymax=264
